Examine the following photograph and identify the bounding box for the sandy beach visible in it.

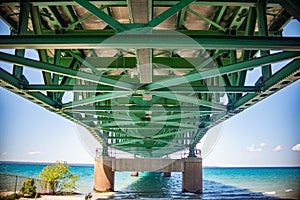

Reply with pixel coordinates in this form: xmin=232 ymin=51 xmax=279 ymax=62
xmin=1 ymin=192 xmax=116 ymax=200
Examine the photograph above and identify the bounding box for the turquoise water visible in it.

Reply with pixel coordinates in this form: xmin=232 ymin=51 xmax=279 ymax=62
xmin=0 ymin=162 xmax=299 ymax=199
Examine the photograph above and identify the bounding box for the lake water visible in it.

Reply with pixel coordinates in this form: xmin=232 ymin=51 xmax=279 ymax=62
xmin=0 ymin=162 xmax=299 ymax=199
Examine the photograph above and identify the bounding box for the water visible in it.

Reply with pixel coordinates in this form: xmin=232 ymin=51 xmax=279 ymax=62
xmin=0 ymin=162 xmax=299 ymax=199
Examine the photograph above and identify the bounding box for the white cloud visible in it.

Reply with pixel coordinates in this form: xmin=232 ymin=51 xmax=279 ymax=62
xmin=260 ymin=143 xmax=266 ymax=148
xmin=247 ymin=145 xmax=262 ymax=152
xmin=272 ymin=145 xmax=283 ymax=152
xmin=28 ymin=151 xmax=44 ymax=155
xmin=292 ymin=144 xmax=300 ymax=151
xmin=1 ymin=152 xmax=7 ymax=156
xmin=246 ymin=143 xmax=267 ymax=152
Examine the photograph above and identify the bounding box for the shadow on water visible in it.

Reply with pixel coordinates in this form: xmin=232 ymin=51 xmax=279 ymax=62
xmin=95 ymin=172 xmax=286 ymax=199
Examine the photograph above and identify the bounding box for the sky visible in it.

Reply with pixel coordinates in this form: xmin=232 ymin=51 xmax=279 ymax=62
xmin=0 ymin=19 xmax=300 ymax=167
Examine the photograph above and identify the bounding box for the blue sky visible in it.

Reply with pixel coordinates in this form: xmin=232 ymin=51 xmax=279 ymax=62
xmin=0 ymin=19 xmax=299 ymax=166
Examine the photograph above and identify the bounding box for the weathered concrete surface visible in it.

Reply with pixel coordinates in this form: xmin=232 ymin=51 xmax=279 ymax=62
xmin=130 ymin=172 xmax=139 ymax=176
xmin=163 ymin=172 xmax=171 ymax=177
xmin=182 ymin=157 xmax=202 ymax=194
xmin=94 ymin=157 xmax=202 ymax=193
xmin=113 ymin=158 xmax=183 ymax=172
xmin=94 ymin=157 xmax=114 ymax=192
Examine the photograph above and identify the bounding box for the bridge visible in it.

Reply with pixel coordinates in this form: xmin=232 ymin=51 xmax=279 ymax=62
xmin=0 ymin=0 xmax=300 ymax=194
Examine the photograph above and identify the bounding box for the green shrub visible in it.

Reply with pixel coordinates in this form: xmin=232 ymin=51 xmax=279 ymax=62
xmin=0 ymin=193 xmax=22 ymax=200
xmin=19 ymin=178 xmax=38 ymax=198
xmin=39 ymin=161 xmax=79 ymax=194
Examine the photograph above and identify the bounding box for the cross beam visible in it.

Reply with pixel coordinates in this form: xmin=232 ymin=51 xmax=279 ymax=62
xmin=1 ymin=35 xmax=299 ymax=50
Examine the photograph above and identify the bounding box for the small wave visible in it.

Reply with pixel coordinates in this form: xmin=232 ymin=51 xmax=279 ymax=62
xmin=285 ymin=189 xmax=293 ymax=192
xmin=263 ymin=191 xmax=276 ymax=195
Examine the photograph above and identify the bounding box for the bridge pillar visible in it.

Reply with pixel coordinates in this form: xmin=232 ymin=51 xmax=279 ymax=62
xmin=94 ymin=157 xmax=114 ymax=192
xmin=182 ymin=157 xmax=202 ymax=194
xmin=163 ymin=172 xmax=171 ymax=177
xmin=130 ymin=172 xmax=139 ymax=176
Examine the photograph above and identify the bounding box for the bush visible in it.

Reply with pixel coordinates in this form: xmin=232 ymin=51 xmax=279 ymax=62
xmin=39 ymin=161 xmax=79 ymax=194
xmin=0 ymin=193 xmax=22 ymax=200
xmin=19 ymin=178 xmax=37 ymax=198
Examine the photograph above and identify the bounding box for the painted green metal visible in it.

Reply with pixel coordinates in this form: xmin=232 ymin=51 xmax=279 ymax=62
xmin=12 ymin=1 xmax=30 ymax=79
xmin=146 ymin=0 xmax=195 ymax=27
xmin=62 ymin=92 xmax=131 ymax=109
xmin=145 ymin=51 xmax=300 ymax=90
xmin=0 ymin=0 xmax=281 ymax=7
xmin=0 ymin=52 xmax=135 ymax=90
xmin=257 ymin=2 xmax=272 ymax=81
xmin=186 ymin=7 xmax=226 ymax=32
xmin=73 ymin=0 xmax=127 ymax=32
xmin=0 ymin=0 xmax=299 ymax=158
xmin=1 ymin=35 xmax=300 ymax=50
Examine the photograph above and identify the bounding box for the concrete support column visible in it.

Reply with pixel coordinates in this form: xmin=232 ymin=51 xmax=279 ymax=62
xmin=163 ymin=172 xmax=171 ymax=177
xmin=130 ymin=172 xmax=139 ymax=176
xmin=182 ymin=157 xmax=202 ymax=194
xmin=94 ymin=157 xmax=114 ymax=192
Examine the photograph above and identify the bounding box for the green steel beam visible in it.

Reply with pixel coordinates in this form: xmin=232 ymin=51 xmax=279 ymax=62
xmin=24 ymin=85 xmax=260 ymax=93
xmin=89 ymin=117 xmax=204 ymax=123
xmin=233 ymin=59 xmax=300 ymax=108
xmin=150 ymin=112 xmax=211 ymax=121
xmin=65 ymin=50 xmax=100 ymax=75
xmin=152 ymin=121 xmax=199 ymax=129
xmin=62 ymin=92 xmax=131 ymax=109
xmin=152 ymin=129 xmax=195 ymax=139
xmin=48 ymin=56 xmax=230 ymax=71
xmin=177 ymin=7 xmax=187 ymax=29
xmin=151 ymin=92 xmax=227 ymax=110
xmin=0 ymin=68 xmax=58 ymax=108
xmin=0 ymin=0 xmax=280 ymax=7
xmin=65 ymin=12 xmax=93 ymax=31
xmin=12 ymin=1 xmax=30 ymax=79
xmin=67 ymin=106 xmax=220 ymax=113
xmin=257 ymin=1 xmax=272 ymax=81
xmin=1 ymin=35 xmax=299 ymax=50
xmin=0 ymin=67 xmax=22 ymax=88
xmin=81 ymin=111 xmax=141 ymax=121
xmin=0 ymin=52 xmax=135 ymax=90
xmin=73 ymin=0 xmax=127 ymax=32
xmin=210 ymin=6 xmax=227 ymax=30
xmin=110 ymin=142 xmax=182 ymax=148
xmin=150 ymin=139 xmax=186 ymax=147
xmin=146 ymin=0 xmax=195 ymax=28
xmin=100 ymin=126 xmax=195 ymax=130
xmin=100 ymin=120 xmax=198 ymax=129
xmin=261 ymin=59 xmax=300 ymax=90
xmin=186 ymin=7 xmax=226 ymax=32
xmin=30 ymin=6 xmax=52 ymax=86
xmin=145 ymin=51 xmax=300 ymax=90
xmin=279 ymin=0 xmax=300 ymax=22
xmin=63 ymin=5 xmax=84 ymax=30
xmin=111 ymin=139 xmax=141 ymax=146
xmin=238 ymin=6 xmax=257 ymax=88
xmin=52 ymin=49 xmax=61 ymax=101
xmin=24 ymin=29 xmax=281 ymax=37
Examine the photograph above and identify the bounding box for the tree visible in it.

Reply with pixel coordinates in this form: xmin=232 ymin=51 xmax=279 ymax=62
xmin=19 ymin=178 xmax=37 ymax=198
xmin=39 ymin=161 xmax=79 ymax=194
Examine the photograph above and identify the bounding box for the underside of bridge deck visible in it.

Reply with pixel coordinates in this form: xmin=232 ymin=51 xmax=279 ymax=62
xmin=0 ymin=0 xmax=300 ymax=158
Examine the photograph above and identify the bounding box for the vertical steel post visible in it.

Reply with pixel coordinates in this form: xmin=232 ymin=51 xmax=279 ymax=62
xmin=257 ymin=1 xmax=272 ymax=81
xmin=12 ymin=1 xmax=30 ymax=79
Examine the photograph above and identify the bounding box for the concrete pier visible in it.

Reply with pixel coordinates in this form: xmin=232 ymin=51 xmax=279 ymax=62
xmin=163 ymin=172 xmax=171 ymax=177
xmin=130 ymin=172 xmax=139 ymax=176
xmin=94 ymin=157 xmax=114 ymax=192
xmin=94 ymin=157 xmax=202 ymax=193
xmin=182 ymin=157 xmax=202 ymax=194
